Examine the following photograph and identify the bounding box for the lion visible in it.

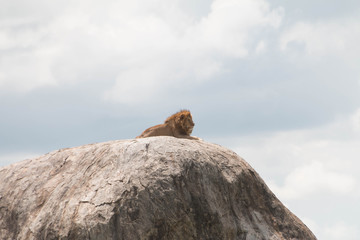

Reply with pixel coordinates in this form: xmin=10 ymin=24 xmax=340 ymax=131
xmin=136 ymin=110 xmax=200 ymax=140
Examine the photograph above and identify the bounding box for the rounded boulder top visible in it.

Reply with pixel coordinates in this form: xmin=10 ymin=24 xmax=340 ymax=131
xmin=0 ymin=137 xmax=316 ymax=240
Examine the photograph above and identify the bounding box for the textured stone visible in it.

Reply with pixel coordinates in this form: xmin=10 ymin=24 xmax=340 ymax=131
xmin=0 ymin=137 xmax=316 ymax=239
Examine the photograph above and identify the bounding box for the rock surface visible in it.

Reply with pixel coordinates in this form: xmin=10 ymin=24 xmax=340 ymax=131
xmin=0 ymin=137 xmax=316 ymax=240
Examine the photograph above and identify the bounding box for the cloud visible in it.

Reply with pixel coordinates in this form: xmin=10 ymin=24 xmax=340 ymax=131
xmin=0 ymin=0 xmax=283 ymax=103
xmin=105 ymin=0 xmax=283 ymax=103
xmin=323 ymin=222 xmax=359 ymax=240
xmin=269 ymin=161 xmax=356 ymax=200
xmin=187 ymin=0 xmax=282 ymax=57
xmin=301 ymin=217 xmax=359 ymax=240
xmin=0 ymin=48 xmax=58 ymax=92
xmin=228 ymin=108 xmax=360 ymax=199
xmin=280 ymin=18 xmax=360 ymax=59
xmin=351 ymin=108 xmax=360 ymax=132
xmin=255 ymin=40 xmax=266 ymax=54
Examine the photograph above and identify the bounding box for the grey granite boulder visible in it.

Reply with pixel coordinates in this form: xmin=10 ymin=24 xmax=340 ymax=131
xmin=0 ymin=137 xmax=316 ymax=239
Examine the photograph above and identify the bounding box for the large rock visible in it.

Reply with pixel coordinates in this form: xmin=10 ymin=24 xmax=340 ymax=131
xmin=0 ymin=137 xmax=316 ymax=240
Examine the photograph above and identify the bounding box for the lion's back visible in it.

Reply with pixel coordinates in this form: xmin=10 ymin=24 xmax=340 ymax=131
xmin=136 ymin=123 xmax=173 ymax=138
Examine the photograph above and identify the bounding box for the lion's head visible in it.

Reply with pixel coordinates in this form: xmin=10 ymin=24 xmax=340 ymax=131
xmin=165 ymin=110 xmax=195 ymax=135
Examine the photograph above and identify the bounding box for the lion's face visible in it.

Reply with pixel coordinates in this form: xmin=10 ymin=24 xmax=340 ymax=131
xmin=179 ymin=112 xmax=195 ymax=135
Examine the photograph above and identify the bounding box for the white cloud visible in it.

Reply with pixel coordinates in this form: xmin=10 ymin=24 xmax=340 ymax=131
xmin=229 ymin=108 xmax=360 ymax=199
xmin=0 ymin=0 xmax=283 ymax=103
xmin=104 ymin=0 xmax=283 ymax=103
xmin=269 ymin=161 xmax=356 ymax=200
xmin=301 ymin=217 xmax=359 ymax=240
xmin=187 ymin=0 xmax=283 ymax=58
xmin=323 ymin=222 xmax=358 ymax=240
xmin=0 ymin=49 xmax=58 ymax=92
xmin=255 ymin=40 xmax=266 ymax=54
xmin=280 ymin=18 xmax=360 ymax=59
xmin=114 ymin=0 xmax=282 ymax=103
xmin=351 ymin=108 xmax=360 ymax=132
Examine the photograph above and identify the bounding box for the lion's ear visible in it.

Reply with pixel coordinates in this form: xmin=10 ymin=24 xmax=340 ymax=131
xmin=180 ymin=114 xmax=185 ymax=120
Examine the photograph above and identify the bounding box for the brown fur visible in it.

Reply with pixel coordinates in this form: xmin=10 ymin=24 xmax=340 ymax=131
xmin=136 ymin=110 xmax=200 ymax=140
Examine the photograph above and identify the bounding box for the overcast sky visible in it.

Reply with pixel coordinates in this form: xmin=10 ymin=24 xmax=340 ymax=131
xmin=1 ymin=0 xmax=359 ymax=239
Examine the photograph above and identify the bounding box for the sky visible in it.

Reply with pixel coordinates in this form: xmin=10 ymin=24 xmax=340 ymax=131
xmin=1 ymin=0 xmax=359 ymax=239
